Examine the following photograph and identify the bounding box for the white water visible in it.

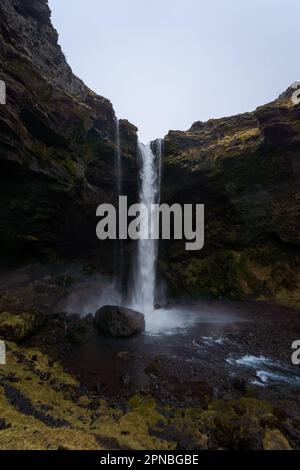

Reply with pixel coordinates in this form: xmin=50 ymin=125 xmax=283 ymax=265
xmin=115 ymin=118 xmax=122 ymax=195
xmin=153 ymin=138 xmax=163 ymax=203
xmin=130 ymin=139 xmax=206 ymax=335
xmin=227 ymin=355 xmax=300 ymax=387
xmin=131 ymin=141 xmax=161 ymax=319
xmin=114 ymin=118 xmax=124 ymax=295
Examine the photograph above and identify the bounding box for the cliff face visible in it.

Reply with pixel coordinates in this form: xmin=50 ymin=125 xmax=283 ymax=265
xmin=0 ymin=1 xmax=299 ymax=308
xmin=0 ymin=0 xmax=138 ymax=257
xmin=161 ymin=90 xmax=300 ymax=308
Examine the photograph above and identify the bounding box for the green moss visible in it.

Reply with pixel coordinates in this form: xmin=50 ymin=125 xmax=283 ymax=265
xmin=163 ymin=249 xmax=244 ymax=300
xmin=0 ymin=346 xmax=173 ymax=450
xmin=263 ymin=429 xmax=291 ymax=450
xmin=0 ymin=312 xmax=42 ymax=342
xmin=61 ymin=159 xmax=78 ymax=179
xmin=0 ymin=346 xmax=296 ymax=450
xmin=162 ymin=240 xmax=300 ymax=309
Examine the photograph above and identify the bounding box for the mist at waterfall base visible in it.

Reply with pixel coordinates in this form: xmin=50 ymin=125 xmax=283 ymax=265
xmin=62 ymin=137 xmax=206 ymax=334
xmin=60 ymin=274 xmax=239 ymax=335
xmin=61 ymin=139 xmax=211 ymax=334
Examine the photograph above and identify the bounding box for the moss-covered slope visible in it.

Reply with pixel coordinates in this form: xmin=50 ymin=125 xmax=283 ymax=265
xmin=0 ymin=341 xmax=295 ymax=450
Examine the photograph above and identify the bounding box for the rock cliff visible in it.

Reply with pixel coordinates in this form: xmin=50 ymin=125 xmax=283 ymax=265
xmin=0 ymin=0 xmax=138 ymax=258
xmin=161 ymin=89 xmax=300 ymax=308
xmin=0 ymin=0 xmax=299 ymax=309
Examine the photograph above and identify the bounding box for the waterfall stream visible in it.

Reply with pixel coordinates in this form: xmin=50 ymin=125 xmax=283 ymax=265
xmin=115 ymin=118 xmax=122 ymax=196
xmin=114 ymin=118 xmax=124 ymax=296
xmin=131 ymin=140 xmax=162 ymax=318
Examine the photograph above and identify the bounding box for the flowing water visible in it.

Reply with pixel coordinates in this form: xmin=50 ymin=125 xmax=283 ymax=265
xmin=115 ymin=118 xmax=122 ymax=196
xmin=63 ymin=299 xmax=300 ymax=401
xmin=59 ymin=131 xmax=300 ymax=404
xmin=114 ymin=118 xmax=124 ymax=295
xmin=131 ymin=141 xmax=161 ymax=319
xmin=152 ymin=138 xmax=163 ymax=203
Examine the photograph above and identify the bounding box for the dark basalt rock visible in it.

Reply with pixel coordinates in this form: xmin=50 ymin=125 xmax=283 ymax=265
xmin=0 ymin=0 xmax=138 ymax=258
xmin=94 ymin=306 xmax=145 ymax=338
xmin=160 ymin=87 xmax=300 ymax=308
xmin=14 ymin=0 xmax=52 ymax=25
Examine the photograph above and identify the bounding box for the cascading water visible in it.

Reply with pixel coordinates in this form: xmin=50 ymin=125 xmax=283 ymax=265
xmin=115 ymin=118 xmax=122 ymax=196
xmin=131 ymin=140 xmax=162 ymax=319
xmin=114 ymin=118 xmax=124 ymax=297
xmin=153 ymin=138 xmax=163 ymax=204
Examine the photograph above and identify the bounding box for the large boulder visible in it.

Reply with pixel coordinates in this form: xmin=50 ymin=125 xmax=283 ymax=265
xmin=94 ymin=306 xmax=145 ymax=338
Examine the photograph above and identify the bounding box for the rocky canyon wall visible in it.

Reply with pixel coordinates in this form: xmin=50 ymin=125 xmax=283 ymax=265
xmin=0 ymin=0 xmax=139 ymax=259
xmin=160 ymin=89 xmax=300 ymax=308
xmin=0 ymin=0 xmax=299 ymax=309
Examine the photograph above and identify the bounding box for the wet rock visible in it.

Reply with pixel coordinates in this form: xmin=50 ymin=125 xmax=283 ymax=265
xmin=94 ymin=306 xmax=145 ymax=338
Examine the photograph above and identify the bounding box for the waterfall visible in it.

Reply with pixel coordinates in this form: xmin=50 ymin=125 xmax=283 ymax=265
xmin=152 ymin=138 xmax=163 ymax=215
xmin=131 ymin=140 xmax=163 ymax=318
xmin=114 ymin=118 xmax=124 ymax=296
xmin=115 ymin=118 xmax=122 ymax=195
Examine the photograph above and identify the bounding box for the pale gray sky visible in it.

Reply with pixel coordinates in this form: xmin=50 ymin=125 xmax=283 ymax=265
xmin=49 ymin=0 xmax=300 ymax=143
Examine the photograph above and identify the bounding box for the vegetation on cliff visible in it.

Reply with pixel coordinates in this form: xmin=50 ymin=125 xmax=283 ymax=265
xmin=161 ymin=89 xmax=300 ymax=308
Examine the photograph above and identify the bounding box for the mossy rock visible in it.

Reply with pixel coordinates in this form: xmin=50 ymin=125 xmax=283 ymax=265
xmin=161 ymin=239 xmax=300 ymax=309
xmin=0 ymin=348 xmax=296 ymax=450
xmin=0 ymin=311 xmax=43 ymax=343
xmin=263 ymin=429 xmax=291 ymax=450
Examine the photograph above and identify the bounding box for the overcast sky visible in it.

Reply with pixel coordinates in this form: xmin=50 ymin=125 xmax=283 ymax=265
xmin=49 ymin=0 xmax=300 ymax=143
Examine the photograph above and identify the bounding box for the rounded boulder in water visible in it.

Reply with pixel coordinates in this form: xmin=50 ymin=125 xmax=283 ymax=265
xmin=94 ymin=306 xmax=145 ymax=338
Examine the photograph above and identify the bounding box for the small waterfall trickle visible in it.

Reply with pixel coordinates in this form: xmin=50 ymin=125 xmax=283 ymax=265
xmin=131 ymin=140 xmax=163 ymax=318
xmin=115 ymin=118 xmax=122 ymax=196
xmin=152 ymin=138 xmax=163 ymax=204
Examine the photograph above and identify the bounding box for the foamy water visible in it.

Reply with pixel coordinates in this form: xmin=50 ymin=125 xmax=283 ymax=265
xmin=144 ymin=304 xmax=240 ymax=335
xmin=227 ymin=354 xmax=300 ymax=387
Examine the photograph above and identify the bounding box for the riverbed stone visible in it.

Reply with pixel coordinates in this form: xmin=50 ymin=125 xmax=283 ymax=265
xmin=94 ymin=306 xmax=145 ymax=338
